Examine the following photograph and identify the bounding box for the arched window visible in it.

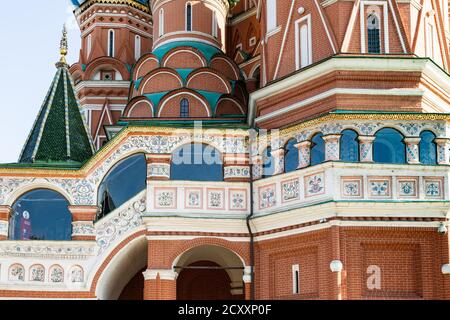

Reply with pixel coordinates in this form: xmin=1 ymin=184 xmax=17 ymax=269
xmin=373 ymin=128 xmax=406 ymax=164
xmin=159 ymin=9 xmax=165 ymax=37
xmin=9 ymin=189 xmax=72 ymax=241
xmin=262 ymin=147 xmax=275 ymax=178
xmin=419 ymin=130 xmax=437 ymax=165
xmin=310 ymin=133 xmax=325 ymax=166
xmin=108 ymin=29 xmax=115 ymax=57
xmin=135 ymin=35 xmax=141 ymax=61
xmin=266 ymin=0 xmax=277 ymax=32
xmin=284 ymin=139 xmax=299 ymax=173
xmin=97 ymin=154 xmax=147 ymax=220
xmin=186 ymin=3 xmax=192 ymax=31
xmin=340 ymin=129 xmax=359 ymax=162
xmin=367 ymin=13 xmax=381 ymax=54
xmin=180 ymin=98 xmax=190 ymax=118
xmin=171 ymin=144 xmax=223 ymax=181
xmin=212 ymin=11 xmax=218 ymax=38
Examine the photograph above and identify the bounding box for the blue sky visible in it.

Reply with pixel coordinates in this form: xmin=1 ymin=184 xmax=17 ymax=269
xmin=0 ymin=1 xmax=81 ymax=163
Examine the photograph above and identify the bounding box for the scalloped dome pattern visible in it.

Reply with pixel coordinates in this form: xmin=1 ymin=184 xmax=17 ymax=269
xmin=125 ymin=41 xmax=248 ymax=120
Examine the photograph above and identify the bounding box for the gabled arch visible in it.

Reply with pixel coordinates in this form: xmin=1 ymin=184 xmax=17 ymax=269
xmin=209 ymin=55 xmax=241 ymax=80
xmin=161 ymin=46 xmax=207 ymax=69
xmin=215 ymin=96 xmax=246 ymax=117
xmin=186 ymin=68 xmax=232 ymax=94
xmin=139 ymin=68 xmax=183 ymax=95
xmin=84 ymin=57 xmax=130 ymax=81
xmin=123 ymin=96 xmax=154 ymax=118
xmin=157 ymin=88 xmax=211 ymax=117
xmin=133 ymin=53 xmax=160 ymax=80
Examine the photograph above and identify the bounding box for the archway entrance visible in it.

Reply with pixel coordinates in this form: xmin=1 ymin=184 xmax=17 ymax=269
xmin=174 ymin=245 xmax=246 ymax=300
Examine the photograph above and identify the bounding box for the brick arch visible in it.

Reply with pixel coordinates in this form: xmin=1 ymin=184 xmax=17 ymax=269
xmin=161 ymin=46 xmax=207 ymax=69
xmin=91 ymin=231 xmax=147 ymax=300
xmin=139 ymin=68 xmax=183 ymax=94
xmin=186 ymin=68 xmax=232 ymax=94
xmin=84 ymin=57 xmax=130 ymax=81
xmin=157 ymin=89 xmax=211 ymax=117
xmin=234 ymin=81 xmax=248 ymax=105
xmin=215 ymin=97 xmax=246 ymax=117
xmin=133 ymin=54 xmax=160 ymax=80
xmin=124 ymin=97 xmax=154 ymax=118
xmin=69 ymin=63 xmax=84 ymax=81
xmin=209 ymin=55 xmax=241 ymax=81
xmin=169 ymin=238 xmax=250 ymax=267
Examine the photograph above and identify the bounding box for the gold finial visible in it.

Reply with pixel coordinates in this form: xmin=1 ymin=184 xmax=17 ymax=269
xmin=56 ymin=24 xmax=68 ymax=68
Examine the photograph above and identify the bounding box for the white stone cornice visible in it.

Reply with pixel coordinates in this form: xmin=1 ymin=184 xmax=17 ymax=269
xmin=143 ymin=269 xmax=178 ymax=281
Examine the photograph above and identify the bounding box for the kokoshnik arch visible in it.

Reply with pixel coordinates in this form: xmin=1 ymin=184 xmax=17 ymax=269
xmin=0 ymin=0 xmax=449 ymax=300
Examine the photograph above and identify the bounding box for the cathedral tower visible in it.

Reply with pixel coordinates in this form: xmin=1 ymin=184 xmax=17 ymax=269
xmin=150 ymin=0 xmax=230 ymax=51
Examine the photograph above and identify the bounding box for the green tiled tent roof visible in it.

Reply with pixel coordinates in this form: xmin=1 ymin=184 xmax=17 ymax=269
xmin=19 ymin=65 xmax=94 ymax=164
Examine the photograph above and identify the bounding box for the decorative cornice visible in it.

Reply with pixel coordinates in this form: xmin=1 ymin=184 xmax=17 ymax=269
xmin=76 ymin=0 xmax=150 ymax=14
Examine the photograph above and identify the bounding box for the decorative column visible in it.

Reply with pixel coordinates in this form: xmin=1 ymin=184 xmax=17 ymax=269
xmin=435 ymin=138 xmax=450 ymax=165
xmin=243 ymin=266 xmax=253 ymax=300
xmin=69 ymin=206 xmax=99 ymax=241
xmin=295 ymin=141 xmax=311 ymax=169
xmin=323 ymin=134 xmax=341 ymax=161
xmin=358 ymin=136 xmax=376 ymax=163
xmin=251 ymin=156 xmax=263 ymax=181
xmin=224 ymin=155 xmax=251 ymax=182
xmin=404 ymin=137 xmax=421 ymax=164
xmin=143 ymin=269 xmax=178 ymax=300
xmin=271 ymin=148 xmax=285 ymax=175
xmin=146 ymin=154 xmax=171 ymax=181
xmin=0 ymin=206 xmax=11 ymax=240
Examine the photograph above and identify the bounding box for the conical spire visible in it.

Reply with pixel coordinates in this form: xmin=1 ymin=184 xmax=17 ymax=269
xmin=19 ymin=26 xmax=95 ymax=164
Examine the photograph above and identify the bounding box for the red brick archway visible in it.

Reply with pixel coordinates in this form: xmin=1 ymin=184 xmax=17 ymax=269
xmin=177 ymin=261 xmax=241 ymax=300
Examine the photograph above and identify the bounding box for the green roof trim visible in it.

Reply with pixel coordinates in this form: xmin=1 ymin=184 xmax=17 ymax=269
xmin=19 ymin=65 xmax=95 ymax=164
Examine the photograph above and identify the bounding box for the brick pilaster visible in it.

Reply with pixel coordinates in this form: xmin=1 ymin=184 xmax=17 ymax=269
xmin=143 ymin=269 xmax=178 ymax=300
xmin=0 ymin=206 xmax=11 ymax=240
xmin=69 ymin=206 xmax=98 ymax=241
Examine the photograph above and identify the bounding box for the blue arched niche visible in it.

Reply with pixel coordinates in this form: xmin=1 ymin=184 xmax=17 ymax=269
xmin=97 ymin=153 xmax=147 ymax=220
xmin=171 ymin=143 xmax=223 ymax=181
xmin=373 ymin=128 xmax=406 ymax=164
xmin=9 ymin=189 xmax=72 ymax=241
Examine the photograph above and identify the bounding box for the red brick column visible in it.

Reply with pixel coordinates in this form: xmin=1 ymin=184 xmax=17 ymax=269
xmin=0 ymin=206 xmax=12 ymax=240
xmin=68 ymin=206 xmax=99 ymax=241
xmin=146 ymin=154 xmax=171 ymax=181
xmin=329 ymin=225 xmax=344 ymax=300
xmin=143 ymin=269 xmax=178 ymax=300
xmin=440 ymin=226 xmax=450 ymax=299
xmin=224 ymin=154 xmax=251 ymax=182
xmin=243 ymin=266 xmax=253 ymax=300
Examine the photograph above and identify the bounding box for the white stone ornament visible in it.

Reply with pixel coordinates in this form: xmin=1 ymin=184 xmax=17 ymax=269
xmin=441 ymin=264 xmax=450 ymax=275
xmin=330 ymin=260 xmax=343 ymax=273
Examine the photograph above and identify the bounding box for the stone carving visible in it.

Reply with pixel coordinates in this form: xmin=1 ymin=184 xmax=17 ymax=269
xmin=30 ymin=265 xmax=45 ymax=282
xmin=259 ymin=185 xmax=276 ymax=209
xmin=305 ymin=173 xmax=325 ymax=197
xmin=208 ymin=190 xmax=224 ymax=209
xmin=282 ymin=180 xmax=300 ymax=202
xmin=49 ymin=265 xmax=64 ymax=283
xmin=230 ymin=191 xmax=246 ymax=210
xmin=0 ymin=178 xmax=34 ymax=205
xmin=0 ymin=243 xmax=97 ymax=257
xmin=70 ymin=266 xmax=84 ymax=283
xmin=95 ymin=192 xmax=145 ymax=253
xmin=9 ymin=264 xmax=24 ymax=281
